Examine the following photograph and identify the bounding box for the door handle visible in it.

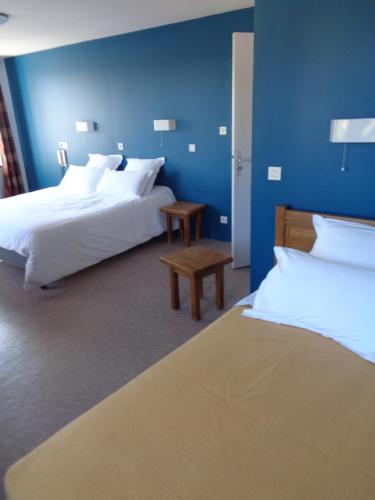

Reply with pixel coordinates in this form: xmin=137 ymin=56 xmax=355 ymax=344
xmin=232 ymin=157 xmax=242 ymax=170
xmin=232 ymin=154 xmax=251 ymax=172
xmin=233 ymin=152 xmax=251 ymax=163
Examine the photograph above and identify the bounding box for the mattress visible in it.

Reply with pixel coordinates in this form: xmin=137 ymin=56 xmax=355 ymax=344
xmin=0 ymin=185 xmax=175 ymax=288
xmin=5 ymin=307 xmax=375 ymax=499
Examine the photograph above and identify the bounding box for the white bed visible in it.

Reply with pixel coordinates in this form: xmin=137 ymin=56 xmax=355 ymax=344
xmin=0 ymin=185 xmax=176 ymax=288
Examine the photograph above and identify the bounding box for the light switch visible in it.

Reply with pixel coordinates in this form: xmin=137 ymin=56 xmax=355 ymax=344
xmin=117 ymin=142 xmax=124 ymax=151
xmin=268 ymin=166 xmax=282 ymax=181
xmin=219 ymin=126 xmax=227 ymax=136
xmin=58 ymin=141 xmax=68 ymax=150
xmin=220 ymin=216 xmax=228 ymax=224
xmin=189 ymin=144 xmax=196 ymax=153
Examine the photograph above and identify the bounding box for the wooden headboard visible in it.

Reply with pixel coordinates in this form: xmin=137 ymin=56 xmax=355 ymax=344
xmin=275 ymin=206 xmax=375 ymax=252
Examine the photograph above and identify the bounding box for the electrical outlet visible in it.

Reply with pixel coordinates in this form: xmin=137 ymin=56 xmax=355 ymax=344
xmin=117 ymin=142 xmax=124 ymax=151
xmin=188 ymin=144 xmax=196 ymax=153
xmin=220 ymin=216 xmax=228 ymax=224
xmin=219 ymin=126 xmax=227 ymax=136
xmin=58 ymin=141 xmax=68 ymax=150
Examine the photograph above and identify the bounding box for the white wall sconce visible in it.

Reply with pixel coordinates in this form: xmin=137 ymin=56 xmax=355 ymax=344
xmin=56 ymin=149 xmax=68 ymax=178
xmin=330 ymin=118 xmax=375 ymax=143
xmin=75 ymin=121 xmax=95 ymax=132
xmin=154 ymin=119 xmax=176 ymax=131
xmin=330 ymin=118 xmax=375 ymax=172
xmin=154 ymin=119 xmax=176 ymax=146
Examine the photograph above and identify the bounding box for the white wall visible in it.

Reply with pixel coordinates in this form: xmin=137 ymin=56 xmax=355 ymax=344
xmin=0 ymin=57 xmax=29 ymax=193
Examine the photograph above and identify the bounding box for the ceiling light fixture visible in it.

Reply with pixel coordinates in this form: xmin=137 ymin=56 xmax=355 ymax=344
xmin=0 ymin=13 xmax=9 ymax=26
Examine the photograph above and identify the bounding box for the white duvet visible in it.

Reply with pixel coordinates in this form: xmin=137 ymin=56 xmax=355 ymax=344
xmin=0 ymin=185 xmax=176 ymax=288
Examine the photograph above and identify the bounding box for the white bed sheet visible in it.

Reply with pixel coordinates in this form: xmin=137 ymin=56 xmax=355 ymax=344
xmin=0 ymin=185 xmax=176 ymax=288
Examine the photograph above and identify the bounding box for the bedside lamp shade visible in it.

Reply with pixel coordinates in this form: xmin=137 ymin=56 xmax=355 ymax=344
xmin=330 ymin=118 xmax=375 ymax=143
xmin=75 ymin=121 xmax=95 ymax=132
xmin=153 ymin=119 xmax=176 ymax=132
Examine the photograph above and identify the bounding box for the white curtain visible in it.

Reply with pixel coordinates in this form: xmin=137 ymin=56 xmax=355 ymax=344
xmin=0 ymin=155 xmax=3 ymax=198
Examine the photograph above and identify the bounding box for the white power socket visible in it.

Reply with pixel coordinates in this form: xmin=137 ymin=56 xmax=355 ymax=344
xmin=188 ymin=144 xmax=196 ymax=153
xmin=58 ymin=141 xmax=68 ymax=150
xmin=220 ymin=216 xmax=228 ymax=224
xmin=117 ymin=142 xmax=124 ymax=151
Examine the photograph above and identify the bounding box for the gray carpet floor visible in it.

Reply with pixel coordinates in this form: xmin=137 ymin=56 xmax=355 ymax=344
xmin=0 ymin=236 xmax=249 ymax=499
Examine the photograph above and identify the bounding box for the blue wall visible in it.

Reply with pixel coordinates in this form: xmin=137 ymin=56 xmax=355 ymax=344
xmin=6 ymin=8 xmax=253 ymax=241
xmin=251 ymin=0 xmax=375 ymax=289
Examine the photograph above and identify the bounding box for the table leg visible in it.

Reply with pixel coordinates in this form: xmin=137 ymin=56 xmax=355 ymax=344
xmin=196 ymin=211 xmax=203 ymax=240
xmin=179 ymin=218 xmax=184 ymax=241
xmin=191 ymin=276 xmax=201 ymax=320
xmin=184 ymin=216 xmax=191 ymax=246
xmin=170 ymin=269 xmax=180 ymax=309
xmin=166 ymin=214 xmax=173 ymax=243
xmin=199 ymin=277 xmax=204 ymax=298
xmin=215 ymin=267 xmax=224 ymax=310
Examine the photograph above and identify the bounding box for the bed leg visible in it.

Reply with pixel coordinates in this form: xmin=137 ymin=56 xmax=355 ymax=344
xmin=40 ymin=285 xmax=48 ymax=290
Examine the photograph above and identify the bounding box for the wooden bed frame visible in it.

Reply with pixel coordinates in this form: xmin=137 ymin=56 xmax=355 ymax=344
xmin=275 ymin=205 xmax=375 ymax=252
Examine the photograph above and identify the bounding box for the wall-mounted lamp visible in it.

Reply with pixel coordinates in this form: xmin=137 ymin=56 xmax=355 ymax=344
xmin=330 ymin=118 xmax=375 ymax=172
xmin=154 ymin=119 xmax=176 ymax=146
xmin=57 ymin=149 xmax=68 ymax=178
xmin=154 ymin=119 xmax=176 ymax=132
xmin=75 ymin=121 xmax=95 ymax=132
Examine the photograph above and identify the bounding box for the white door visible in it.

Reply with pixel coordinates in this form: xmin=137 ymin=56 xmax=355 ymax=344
xmin=231 ymin=32 xmax=254 ymax=268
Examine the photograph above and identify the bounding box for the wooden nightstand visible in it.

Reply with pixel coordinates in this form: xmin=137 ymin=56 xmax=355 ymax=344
xmin=160 ymin=201 xmax=207 ymax=246
xmin=160 ymin=245 xmax=233 ymax=321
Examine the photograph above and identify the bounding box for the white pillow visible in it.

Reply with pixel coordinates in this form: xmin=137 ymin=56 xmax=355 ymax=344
xmin=87 ymin=154 xmax=123 ymax=170
xmin=311 ymin=214 xmax=375 ymax=271
xmin=125 ymin=157 xmax=165 ymax=195
xmin=243 ymin=247 xmax=375 ymax=363
xmin=96 ymin=169 xmax=151 ymax=198
xmin=60 ymin=165 xmax=104 ymax=194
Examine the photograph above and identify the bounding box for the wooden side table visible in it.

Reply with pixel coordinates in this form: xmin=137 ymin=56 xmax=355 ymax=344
xmin=160 ymin=245 xmax=233 ymax=321
xmin=160 ymin=201 xmax=207 ymax=246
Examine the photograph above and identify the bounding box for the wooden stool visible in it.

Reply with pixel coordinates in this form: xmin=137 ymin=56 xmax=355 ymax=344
xmin=160 ymin=246 xmax=233 ymax=321
xmin=160 ymin=201 xmax=207 ymax=246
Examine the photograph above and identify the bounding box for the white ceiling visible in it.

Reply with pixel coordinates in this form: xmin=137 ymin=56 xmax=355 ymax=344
xmin=0 ymin=0 xmax=254 ymax=57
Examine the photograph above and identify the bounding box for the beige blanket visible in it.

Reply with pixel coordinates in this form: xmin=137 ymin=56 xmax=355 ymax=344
xmin=5 ymin=307 xmax=375 ymax=499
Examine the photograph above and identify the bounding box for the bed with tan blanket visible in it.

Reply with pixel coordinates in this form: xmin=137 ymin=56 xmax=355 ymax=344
xmin=5 ymin=207 xmax=375 ymax=499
